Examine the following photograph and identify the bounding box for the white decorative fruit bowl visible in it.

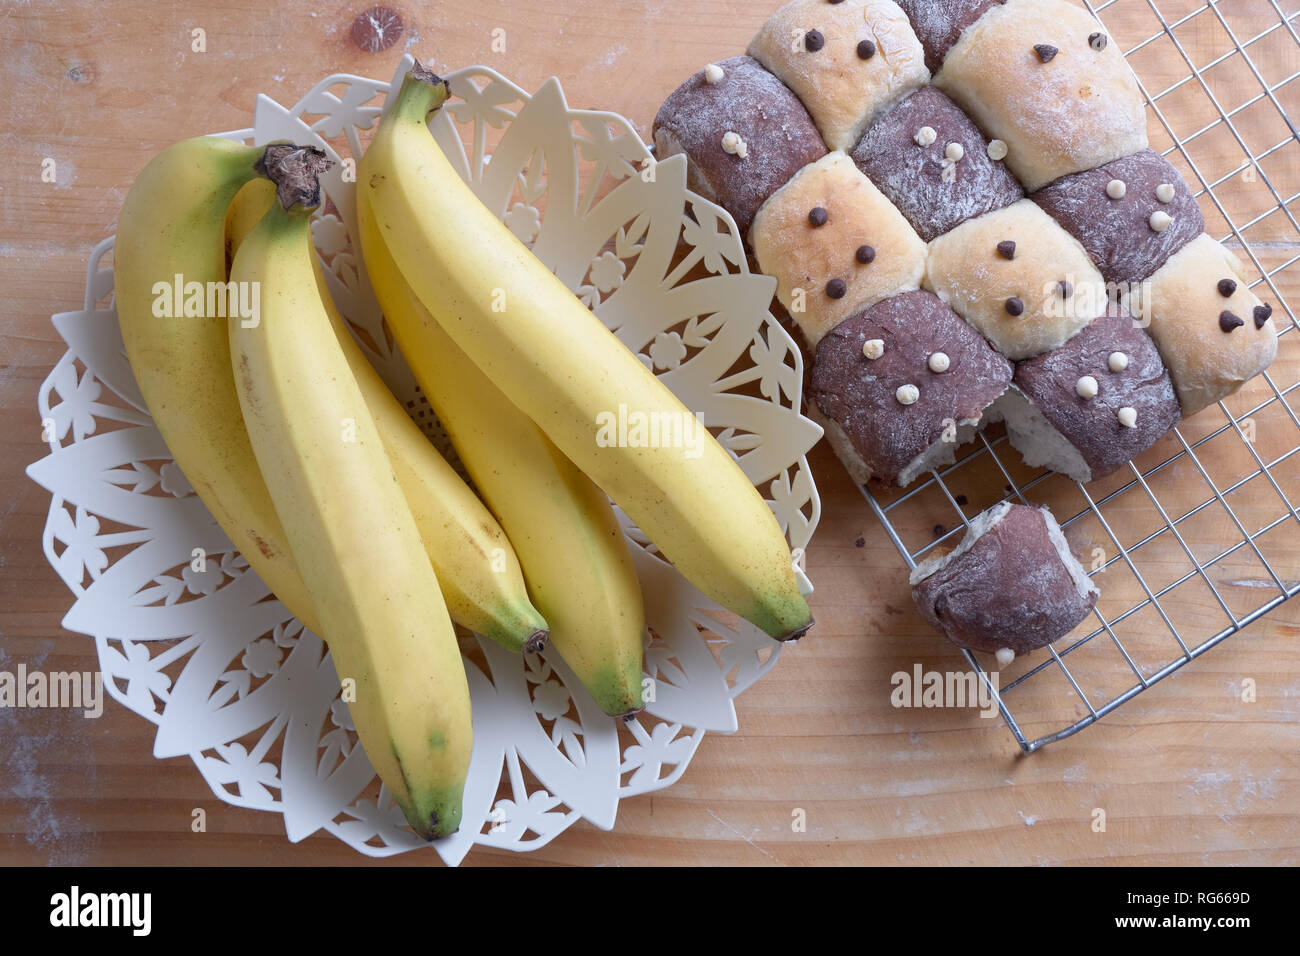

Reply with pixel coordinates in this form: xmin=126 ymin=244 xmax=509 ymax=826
xmin=25 ymin=57 xmax=823 ymax=864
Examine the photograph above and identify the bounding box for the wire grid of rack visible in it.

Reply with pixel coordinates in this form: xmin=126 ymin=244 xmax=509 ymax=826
xmin=862 ymin=0 xmax=1300 ymax=752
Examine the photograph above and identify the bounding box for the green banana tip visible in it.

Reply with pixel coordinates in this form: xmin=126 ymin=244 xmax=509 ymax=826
xmin=421 ymin=811 xmax=443 ymax=843
xmin=405 ymin=804 xmax=460 ymax=842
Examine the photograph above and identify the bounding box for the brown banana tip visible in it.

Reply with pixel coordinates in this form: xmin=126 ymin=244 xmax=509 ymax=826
xmin=777 ymin=617 xmax=815 ymax=643
xmin=523 ymin=629 xmax=549 ymax=655
xmin=409 ymin=58 xmax=451 ymax=98
xmin=619 ymin=707 xmax=645 ymax=723
xmin=256 ymin=144 xmax=334 ymax=212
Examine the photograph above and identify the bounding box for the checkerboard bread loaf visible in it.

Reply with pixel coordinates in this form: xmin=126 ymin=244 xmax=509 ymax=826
xmin=653 ymin=0 xmax=1283 ymax=659
xmin=652 ymin=0 xmax=1280 ymax=492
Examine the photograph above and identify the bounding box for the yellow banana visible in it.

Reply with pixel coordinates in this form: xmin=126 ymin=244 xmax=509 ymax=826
xmin=229 ymin=150 xmax=471 ymax=839
xmin=114 ymin=136 xmax=317 ymax=631
xmin=357 ymin=188 xmax=647 ymax=717
xmin=362 ymin=64 xmax=813 ymax=641
xmin=227 ymin=178 xmax=548 ymax=654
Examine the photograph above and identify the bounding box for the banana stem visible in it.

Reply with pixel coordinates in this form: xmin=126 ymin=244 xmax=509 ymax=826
xmin=255 ymin=144 xmax=334 ymax=212
xmin=392 ymin=59 xmax=451 ymax=123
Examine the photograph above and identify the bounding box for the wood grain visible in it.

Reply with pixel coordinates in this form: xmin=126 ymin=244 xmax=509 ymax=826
xmin=1 ymin=0 xmax=1297 ymax=866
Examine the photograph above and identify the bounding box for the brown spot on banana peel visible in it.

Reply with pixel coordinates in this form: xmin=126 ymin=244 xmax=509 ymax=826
xmin=237 ymin=353 xmax=258 ymax=412
xmin=408 ymin=58 xmax=449 ymax=95
xmin=250 ymin=532 xmax=274 ymax=560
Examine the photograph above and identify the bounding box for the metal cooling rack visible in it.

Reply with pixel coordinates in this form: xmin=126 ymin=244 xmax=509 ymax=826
xmin=862 ymin=0 xmax=1300 ymax=752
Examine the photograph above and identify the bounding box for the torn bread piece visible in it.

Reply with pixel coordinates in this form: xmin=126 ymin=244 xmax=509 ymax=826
xmin=909 ymin=502 xmax=1099 ymax=659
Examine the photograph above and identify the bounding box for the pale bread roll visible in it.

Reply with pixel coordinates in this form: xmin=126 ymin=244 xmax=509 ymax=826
xmin=748 ymin=0 xmax=930 ymax=152
xmin=751 ymin=152 xmax=927 ymax=348
xmin=924 ymin=199 xmax=1108 ymax=360
xmin=934 ymin=0 xmax=1148 ymax=191
xmin=1126 ymin=234 xmax=1279 ymax=416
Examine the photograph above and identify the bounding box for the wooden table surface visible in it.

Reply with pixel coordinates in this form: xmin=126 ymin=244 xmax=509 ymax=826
xmin=2 ymin=0 xmax=1298 ymax=866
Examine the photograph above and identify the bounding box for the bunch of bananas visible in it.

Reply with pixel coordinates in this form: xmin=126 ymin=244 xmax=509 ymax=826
xmin=112 ymin=61 xmax=812 ymax=840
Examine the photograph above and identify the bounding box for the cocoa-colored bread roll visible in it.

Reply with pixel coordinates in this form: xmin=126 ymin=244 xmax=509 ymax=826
xmin=652 ymin=55 xmax=828 ymax=237
xmin=810 ymin=290 xmax=1013 ymax=486
xmin=894 ymin=0 xmax=1006 ymax=73
xmin=1030 ymin=149 xmax=1203 ymax=289
xmin=851 ymin=85 xmax=1023 ymax=242
xmin=910 ymin=502 xmax=1099 ymax=659
xmin=995 ymin=304 xmax=1182 ymax=483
